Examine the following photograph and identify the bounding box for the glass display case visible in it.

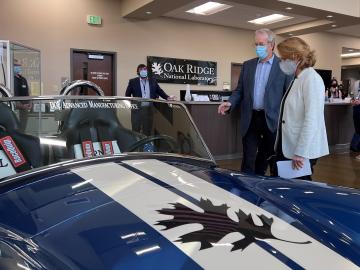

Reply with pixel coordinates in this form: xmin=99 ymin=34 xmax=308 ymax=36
xmin=0 ymin=40 xmax=41 ymax=96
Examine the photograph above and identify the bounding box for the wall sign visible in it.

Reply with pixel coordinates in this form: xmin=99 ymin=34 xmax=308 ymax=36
xmin=87 ymin=15 xmax=102 ymax=25
xmin=147 ymin=56 xmax=217 ymax=85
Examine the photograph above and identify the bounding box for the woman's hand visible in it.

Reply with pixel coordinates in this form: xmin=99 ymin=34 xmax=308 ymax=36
xmin=292 ymin=155 xmax=305 ymax=170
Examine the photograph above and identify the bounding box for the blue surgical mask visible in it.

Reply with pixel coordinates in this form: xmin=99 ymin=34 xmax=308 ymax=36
xmin=256 ymin=45 xmax=268 ymax=60
xmin=279 ymin=59 xmax=298 ymax=75
xmin=14 ymin=66 xmax=22 ymax=75
xmin=139 ymin=70 xmax=148 ymax=78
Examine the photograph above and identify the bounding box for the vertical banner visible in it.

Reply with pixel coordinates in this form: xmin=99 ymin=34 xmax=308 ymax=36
xmin=147 ymin=56 xmax=217 ymax=85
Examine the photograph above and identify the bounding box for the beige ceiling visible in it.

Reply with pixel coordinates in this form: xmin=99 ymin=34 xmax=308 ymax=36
xmin=120 ymin=0 xmax=360 ymax=37
xmin=164 ymin=0 xmax=315 ymax=31
xmin=330 ymin=24 xmax=360 ymax=37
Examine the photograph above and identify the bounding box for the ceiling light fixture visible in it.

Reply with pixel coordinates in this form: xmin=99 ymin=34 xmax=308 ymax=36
xmin=248 ymin=14 xmax=293 ymax=25
xmin=285 ymin=7 xmax=293 ymax=10
xmin=326 ymin=15 xmax=333 ymax=18
xmin=341 ymin=52 xmax=360 ymax=58
xmin=146 ymin=11 xmax=152 ymax=15
xmin=331 ymin=24 xmax=337 ymax=27
xmin=186 ymin=1 xmax=232 ymax=15
xmin=288 ymin=33 xmax=293 ymax=36
xmin=348 ymin=49 xmax=354 ymax=52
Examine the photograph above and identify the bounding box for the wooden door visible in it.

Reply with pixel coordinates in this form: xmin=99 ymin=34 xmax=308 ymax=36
xmin=71 ymin=49 xmax=116 ymax=96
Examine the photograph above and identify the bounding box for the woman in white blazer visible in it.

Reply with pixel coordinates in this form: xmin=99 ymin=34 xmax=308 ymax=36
xmin=274 ymin=37 xmax=329 ymax=179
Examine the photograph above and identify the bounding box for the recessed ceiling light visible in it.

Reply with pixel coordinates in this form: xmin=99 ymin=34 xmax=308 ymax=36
xmin=248 ymin=14 xmax=293 ymax=25
xmin=288 ymin=33 xmax=293 ymax=36
xmin=331 ymin=24 xmax=337 ymax=27
xmin=326 ymin=15 xmax=333 ymax=18
xmin=285 ymin=7 xmax=293 ymax=10
xmin=146 ymin=11 xmax=152 ymax=15
xmin=186 ymin=1 xmax=232 ymax=16
xmin=348 ymin=49 xmax=354 ymax=52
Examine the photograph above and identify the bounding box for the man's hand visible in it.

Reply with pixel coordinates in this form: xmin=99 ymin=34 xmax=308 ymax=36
xmin=218 ymin=102 xmax=231 ymax=115
xmin=292 ymin=155 xmax=304 ymax=170
xmin=167 ymin=96 xmax=176 ymax=101
xmin=351 ymin=99 xmax=360 ymax=105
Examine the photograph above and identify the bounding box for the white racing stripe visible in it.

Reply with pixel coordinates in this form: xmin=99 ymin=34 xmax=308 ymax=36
xmin=72 ymin=160 xmax=359 ymax=270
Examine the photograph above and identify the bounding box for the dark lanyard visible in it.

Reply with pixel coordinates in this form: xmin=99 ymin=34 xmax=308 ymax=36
xmin=140 ymin=79 xmax=147 ymax=97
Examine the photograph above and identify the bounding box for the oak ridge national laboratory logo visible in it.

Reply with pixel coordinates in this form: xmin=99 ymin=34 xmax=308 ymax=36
xmin=147 ymin=56 xmax=217 ymax=85
xmin=152 ymin=62 xmax=164 ymax=76
xmin=155 ymin=198 xmax=311 ymax=251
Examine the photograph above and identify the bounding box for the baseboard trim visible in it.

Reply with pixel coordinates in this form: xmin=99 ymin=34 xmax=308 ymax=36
xmin=214 ymin=153 xmax=242 ymax=161
xmin=329 ymin=143 xmax=350 ymax=153
xmin=214 ymin=144 xmax=350 ymax=160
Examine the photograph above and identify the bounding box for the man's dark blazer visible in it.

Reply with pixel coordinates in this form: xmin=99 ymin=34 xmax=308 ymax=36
xmin=228 ymin=55 xmax=293 ymax=136
xmin=125 ymin=77 xmax=169 ymax=100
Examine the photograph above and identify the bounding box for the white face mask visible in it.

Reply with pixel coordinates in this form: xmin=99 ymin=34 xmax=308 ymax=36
xmin=279 ymin=59 xmax=298 ymax=75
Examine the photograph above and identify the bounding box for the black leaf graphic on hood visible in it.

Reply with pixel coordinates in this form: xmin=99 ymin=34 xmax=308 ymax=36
xmin=155 ymin=198 xmax=311 ymax=251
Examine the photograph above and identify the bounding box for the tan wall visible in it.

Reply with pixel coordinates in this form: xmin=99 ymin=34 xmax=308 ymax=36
xmin=0 ymin=0 xmax=255 ymax=96
xmin=298 ymin=32 xmax=360 ymax=80
xmin=342 ymin=57 xmax=360 ymax=66
xmin=0 ymin=0 xmax=359 ymax=97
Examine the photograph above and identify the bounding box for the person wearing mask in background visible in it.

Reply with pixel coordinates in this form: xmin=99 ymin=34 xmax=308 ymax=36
xmin=275 ymin=37 xmax=329 ymax=180
xmin=218 ymin=28 xmax=292 ymax=176
xmin=13 ymin=59 xmax=31 ymax=131
xmin=125 ymin=64 xmax=175 ymax=135
xmin=326 ymin=77 xmax=342 ymax=99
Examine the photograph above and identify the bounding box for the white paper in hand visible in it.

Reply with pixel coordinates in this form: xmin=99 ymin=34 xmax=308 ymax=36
xmin=276 ymin=159 xmax=311 ymax=179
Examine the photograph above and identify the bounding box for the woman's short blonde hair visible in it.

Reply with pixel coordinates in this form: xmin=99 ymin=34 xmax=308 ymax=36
xmin=277 ymin=37 xmax=316 ymax=69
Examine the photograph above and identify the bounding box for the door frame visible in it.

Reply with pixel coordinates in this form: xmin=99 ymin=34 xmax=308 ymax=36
xmin=70 ymin=48 xmax=117 ymax=95
xmin=230 ymin=62 xmax=243 ymax=91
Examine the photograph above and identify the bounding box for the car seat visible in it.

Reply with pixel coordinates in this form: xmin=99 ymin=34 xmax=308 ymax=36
xmin=55 ymin=104 xmax=141 ymax=160
xmin=0 ymin=103 xmax=42 ymax=178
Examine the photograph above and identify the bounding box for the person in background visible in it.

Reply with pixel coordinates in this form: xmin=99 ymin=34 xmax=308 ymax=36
xmin=125 ymin=64 xmax=175 ymax=135
xmin=326 ymin=77 xmax=342 ymax=99
xmin=338 ymin=80 xmax=346 ymax=99
xmin=218 ymin=28 xmax=292 ymax=176
xmin=351 ymin=97 xmax=360 ymax=160
xmin=275 ymin=37 xmax=329 ymax=180
xmin=13 ymin=59 xmax=31 ymax=131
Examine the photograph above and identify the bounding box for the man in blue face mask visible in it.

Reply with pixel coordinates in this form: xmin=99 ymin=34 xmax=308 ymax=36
xmin=125 ymin=64 xmax=175 ymax=135
xmin=125 ymin=64 xmax=174 ymax=101
xmin=218 ymin=29 xmax=293 ymax=176
xmin=13 ymin=59 xmax=31 ymax=131
xmin=14 ymin=60 xmax=29 ymax=98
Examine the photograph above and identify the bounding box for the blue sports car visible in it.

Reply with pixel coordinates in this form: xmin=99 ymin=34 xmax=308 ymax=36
xmin=0 ymin=81 xmax=359 ymax=269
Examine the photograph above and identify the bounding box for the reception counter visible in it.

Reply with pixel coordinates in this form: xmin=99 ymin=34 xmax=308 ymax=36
xmin=324 ymin=99 xmax=354 ymax=149
xmin=185 ymin=99 xmax=355 ymax=160
xmin=184 ymin=102 xmax=242 ymax=160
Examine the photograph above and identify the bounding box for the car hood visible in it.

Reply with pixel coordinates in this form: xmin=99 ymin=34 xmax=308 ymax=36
xmin=0 ymin=157 xmax=359 ymax=269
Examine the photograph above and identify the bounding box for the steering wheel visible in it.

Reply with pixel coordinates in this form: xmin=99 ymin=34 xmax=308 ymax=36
xmin=126 ymin=135 xmax=178 ymax=153
xmin=0 ymin=84 xmax=12 ymax=97
xmin=60 ymin=80 xmax=104 ymax=96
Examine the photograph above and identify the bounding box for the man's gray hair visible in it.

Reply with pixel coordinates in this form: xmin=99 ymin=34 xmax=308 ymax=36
xmin=255 ymin=28 xmax=276 ymax=45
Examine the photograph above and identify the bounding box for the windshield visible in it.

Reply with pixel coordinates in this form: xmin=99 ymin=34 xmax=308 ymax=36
xmin=0 ymin=97 xmax=213 ymax=180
